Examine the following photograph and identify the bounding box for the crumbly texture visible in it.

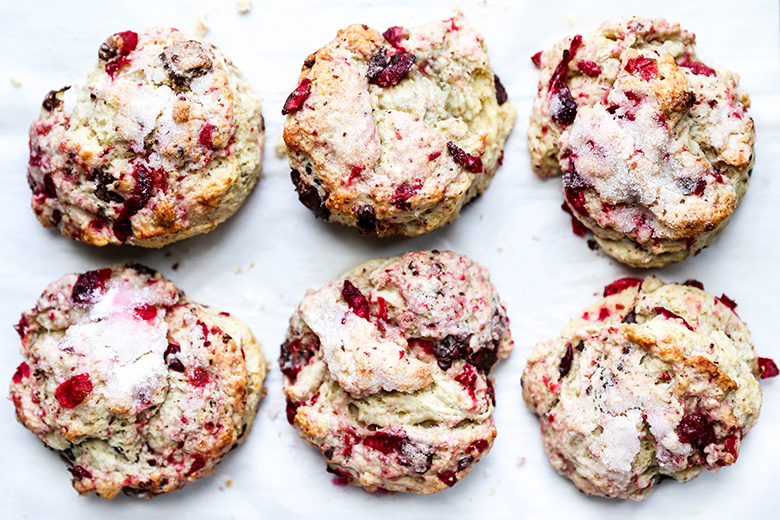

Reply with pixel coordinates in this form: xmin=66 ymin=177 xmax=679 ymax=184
xmin=521 ymin=277 xmax=764 ymax=500
xmin=527 ymin=18 xmax=754 ymax=267
xmin=9 ymin=264 xmax=267 ymax=498
xmin=280 ymin=251 xmax=513 ymax=493
xmin=28 ymin=27 xmax=264 ymax=247
xmin=283 ymin=16 xmax=516 ymax=236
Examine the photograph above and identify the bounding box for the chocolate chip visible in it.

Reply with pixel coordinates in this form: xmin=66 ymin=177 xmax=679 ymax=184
xmin=290 ymin=169 xmax=330 ymax=220
xmin=355 ymin=204 xmax=377 ymax=235
xmin=159 ymin=41 xmax=213 ymax=85
xmin=494 ymin=74 xmax=508 ymax=105
xmin=42 ymin=87 xmax=70 ymax=111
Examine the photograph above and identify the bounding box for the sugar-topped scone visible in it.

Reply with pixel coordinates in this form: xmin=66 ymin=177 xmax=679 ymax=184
xmin=282 ymin=16 xmax=516 ymax=236
xmin=27 ymin=27 xmax=264 ymax=247
xmin=9 ymin=264 xmax=267 ymax=498
xmin=528 ymin=18 xmax=754 ymax=267
xmin=521 ymin=277 xmax=777 ymax=500
xmin=280 ymin=250 xmax=513 ymax=493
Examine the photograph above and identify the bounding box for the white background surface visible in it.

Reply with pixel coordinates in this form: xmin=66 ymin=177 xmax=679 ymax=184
xmin=1 ymin=0 xmax=778 ymax=518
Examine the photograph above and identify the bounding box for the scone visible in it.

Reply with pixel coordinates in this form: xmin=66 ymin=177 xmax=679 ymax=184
xmin=521 ymin=277 xmax=776 ymax=500
xmin=528 ymin=18 xmax=755 ymax=267
xmin=282 ymin=16 xmax=516 ymax=236
xmin=279 ymin=250 xmax=513 ymax=493
xmin=9 ymin=264 xmax=267 ymax=498
xmin=27 ymin=27 xmax=264 ymax=247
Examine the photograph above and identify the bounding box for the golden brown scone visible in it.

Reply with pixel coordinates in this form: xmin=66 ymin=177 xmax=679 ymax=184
xmin=527 ymin=18 xmax=754 ymax=267
xmin=27 ymin=27 xmax=264 ymax=247
xmin=282 ymin=16 xmax=516 ymax=236
xmin=9 ymin=264 xmax=267 ymax=498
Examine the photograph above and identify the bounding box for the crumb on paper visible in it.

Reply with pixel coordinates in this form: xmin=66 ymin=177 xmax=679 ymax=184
xmin=172 ymin=262 xmax=180 ymax=271
xmin=488 ymin=486 xmax=496 ymax=496
xmin=517 ymin=457 xmax=526 ymax=467
xmin=234 ymin=266 xmax=243 ymax=274
xmin=274 ymin=135 xmax=288 ymax=158
xmin=497 ymin=246 xmax=503 ymax=252
xmin=249 ymin=262 xmax=256 ymax=269
xmin=194 ymin=13 xmax=209 ymax=37
xmin=567 ymin=15 xmax=575 ymax=25
xmin=480 ymin=214 xmax=484 ymax=220
xmin=266 ymin=407 xmax=279 ymax=420
xmin=226 ymin=479 xmax=233 ymax=487
xmin=532 ymin=235 xmax=540 ymax=242
xmin=10 ymin=76 xmax=22 ymax=87
xmin=236 ymin=0 xmax=252 ymax=14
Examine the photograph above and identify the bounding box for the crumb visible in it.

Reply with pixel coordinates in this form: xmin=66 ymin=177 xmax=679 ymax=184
xmin=516 ymin=457 xmax=526 ymax=467
xmin=567 ymin=15 xmax=575 ymax=25
xmin=236 ymin=0 xmax=252 ymax=14
xmin=480 ymin=214 xmax=484 ymax=220
xmin=274 ymin=135 xmax=288 ymax=158
xmin=233 ymin=266 xmax=243 ymax=274
xmin=226 ymin=479 xmax=233 ymax=487
xmin=488 ymin=486 xmax=496 ymax=496
xmin=10 ymin=76 xmax=22 ymax=87
xmin=249 ymin=262 xmax=255 ymax=269
xmin=497 ymin=246 xmax=503 ymax=252
xmin=532 ymin=235 xmax=541 ymax=241
xmin=587 ymin=239 xmax=598 ymax=251
xmin=266 ymin=407 xmax=278 ymax=420
xmin=172 ymin=262 xmax=179 ymax=271
xmin=194 ymin=13 xmax=209 ymax=37
xmin=165 ymin=251 xmax=172 ymax=257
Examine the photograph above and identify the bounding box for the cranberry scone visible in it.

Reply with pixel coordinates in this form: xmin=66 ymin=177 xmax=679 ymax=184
xmin=28 ymin=27 xmax=264 ymax=247
xmin=528 ymin=18 xmax=755 ymax=267
xmin=522 ymin=277 xmax=777 ymax=500
xmin=280 ymin=250 xmax=513 ymax=493
xmin=9 ymin=264 xmax=267 ymax=498
xmin=282 ymin=16 xmax=516 ymax=236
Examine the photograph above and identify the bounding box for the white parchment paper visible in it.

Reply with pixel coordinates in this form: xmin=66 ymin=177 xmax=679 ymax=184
xmin=1 ymin=1 xmax=778 ymax=518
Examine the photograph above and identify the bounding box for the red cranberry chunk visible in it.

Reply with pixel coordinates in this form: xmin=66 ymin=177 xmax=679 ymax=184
xmin=718 ymin=294 xmax=738 ymax=312
xmin=437 ymin=470 xmax=459 ymax=487
xmin=561 ymin=201 xmax=587 ymax=237
xmin=72 ymin=268 xmax=112 ymax=304
xmin=55 ymin=374 xmax=93 ymax=408
xmin=383 ymin=26 xmax=406 ymax=48
xmin=447 ymin=142 xmax=483 ymax=173
xmin=105 ymin=56 xmax=131 ymax=78
xmin=683 ymin=279 xmax=705 ymax=290
xmin=12 ymin=362 xmax=30 ymax=384
xmin=577 ymin=60 xmax=602 ymax=77
xmin=133 ymin=304 xmax=158 ymax=322
xmin=548 ymin=35 xmax=582 ymax=126
xmin=454 ymin=363 xmax=478 ymax=399
xmin=188 ymin=366 xmax=210 ymax=387
xmin=342 ymin=280 xmax=370 ymax=319
xmin=392 ymin=182 xmax=420 ymax=210
xmin=282 ymin=78 xmax=312 ymax=115
xmin=279 ymin=336 xmax=319 ymax=380
xmin=164 ymin=343 xmax=185 ymax=373
xmin=625 ymin=56 xmax=658 ymax=81
xmin=679 ymin=59 xmax=716 ymax=77
xmin=531 ymin=51 xmax=542 ymax=69
xmin=603 ymin=277 xmax=642 ymax=297
xmin=199 ymin=124 xmax=216 ymax=148
xmin=677 ymin=413 xmax=716 ymax=449
xmin=370 ymin=52 xmax=416 ymax=88
xmin=286 ymin=398 xmax=300 ymax=425
xmin=653 ymin=307 xmax=694 ymax=331
xmin=363 ymin=432 xmax=405 ymax=455
xmin=98 ymin=31 xmax=138 ymax=61
xmin=468 ymin=439 xmax=489 ymax=454
xmin=559 ymin=343 xmax=574 ymax=378
xmin=68 ymin=465 xmax=93 ymax=480
xmin=758 ymin=357 xmax=779 ymax=379
xmin=186 ymin=454 xmax=206 ymax=476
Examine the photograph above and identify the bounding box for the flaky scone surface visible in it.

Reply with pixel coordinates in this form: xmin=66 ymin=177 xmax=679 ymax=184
xmin=528 ymin=18 xmax=754 ymax=267
xmin=280 ymin=250 xmax=513 ymax=493
xmin=283 ymin=16 xmax=516 ymax=236
xmin=9 ymin=264 xmax=267 ymax=498
xmin=522 ymin=277 xmax=764 ymax=500
xmin=28 ymin=27 xmax=264 ymax=247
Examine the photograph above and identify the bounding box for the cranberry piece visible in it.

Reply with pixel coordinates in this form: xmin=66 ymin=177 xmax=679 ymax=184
xmin=758 ymin=357 xmax=779 ymax=379
xmin=279 ymin=335 xmax=319 ymax=380
xmin=468 ymin=439 xmax=489 ymax=454
xmin=494 ymin=74 xmax=508 ymax=105
xmin=447 ymin=142 xmax=483 ymax=173
xmin=164 ymin=343 xmax=185 ymax=373
xmin=99 ymin=31 xmax=138 ymax=61
xmin=72 ymin=268 xmax=112 ymax=304
xmin=603 ymin=277 xmax=642 ymax=297
xmin=383 ymin=26 xmax=405 ymax=48
xmin=654 ymin=307 xmax=694 ymax=331
xmin=561 ymin=201 xmax=587 ymax=237
xmin=42 ymin=174 xmax=57 ymax=199
xmin=531 ymin=51 xmax=542 ymax=69
xmin=678 ymin=177 xmax=707 ymax=196
xmin=625 ymin=56 xmax=658 ymax=81
xmin=679 ymin=59 xmax=716 ymax=77
xmin=105 ymin=55 xmax=131 ymax=78
xmin=427 ymin=151 xmax=441 ymax=161
xmin=468 ymin=345 xmax=499 ymax=373
xmin=55 ymin=374 xmax=93 ymax=408
xmin=559 ymin=343 xmax=574 ymax=378
xmin=718 ymin=294 xmax=738 ymax=312
xmin=342 ymin=280 xmax=370 ymax=319
xmin=547 ymin=35 xmax=582 ymax=126
xmin=188 ymin=366 xmax=210 ymax=387
xmin=363 ymin=432 xmax=405 ymax=455
xmin=355 ymin=204 xmax=376 ymax=235
xmin=562 ymin=171 xmax=590 ymax=217
xmin=112 ymin=219 xmax=132 ymax=242
xmin=14 ymin=316 xmax=28 ymax=339
xmin=68 ymin=465 xmax=93 ymax=480
xmin=186 ymin=454 xmax=206 ymax=476
xmin=392 ymin=182 xmax=420 ymax=210
xmin=133 ymin=304 xmax=158 ymax=322
xmin=12 ymin=362 xmax=30 ymax=384
xmin=433 ymin=334 xmax=471 ymax=370
xmin=375 ymin=297 xmax=388 ymax=321
xmin=437 ymin=470 xmax=459 ymax=487
xmin=677 ymin=413 xmax=716 ymax=449
xmin=454 ymin=363 xmax=478 ymax=399
xmin=683 ymin=279 xmax=705 ymax=290
xmin=199 ymin=124 xmax=216 ymax=148
xmin=282 ymin=78 xmax=312 ymax=115
xmin=112 ymin=163 xmax=155 ymax=242
xmin=577 ymin=60 xmax=602 ymax=77
xmin=370 ymin=52 xmax=416 ymax=88
xmin=286 ymin=398 xmax=299 ymax=425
